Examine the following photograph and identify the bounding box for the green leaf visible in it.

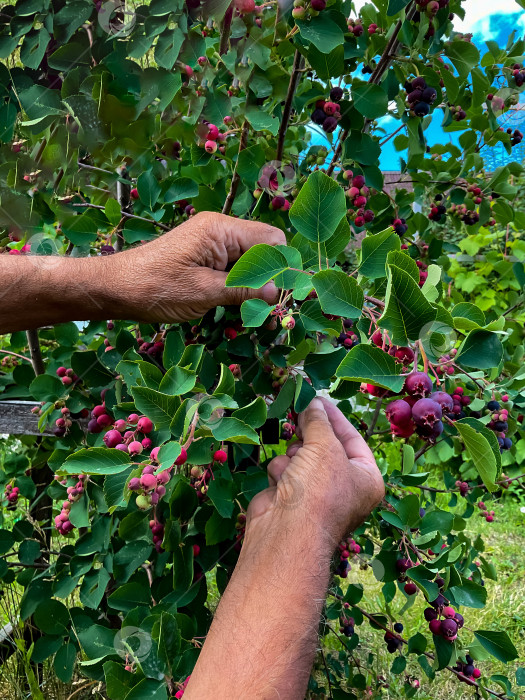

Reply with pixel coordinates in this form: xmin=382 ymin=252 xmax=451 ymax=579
xmin=226 ymin=244 xmax=289 ymax=289
xmin=444 ymin=41 xmax=480 ymax=79
xmin=208 ymin=475 xmax=235 ymax=518
xmin=336 ymin=345 xmax=404 ymax=392
xmin=387 ymin=0 xmax=410 ymax=14
xmin=114 ymin=540 xmax=152 ymax=584
xmin=378 ymin=262 xmax=436 ymax=346
xmin=77 ymin=624 xmax=116 ymax=660
xmin=131 ymin=386 xmax=180 ymax=430
xmin=455 ymin=421 xmax=499 ymax=491
xmin=0 ymin=528 xmax=15 ymax=555
xmin=107 ymin=582 xmax=152 ymax=612
xmin=211 ymin=417 xmax=259 ymax=444
xmin=359 ymin=229 xmax=401 ymax=279
xmin=29 ymin=374 xmax=64 ymax=402
xmin=59 ymin=448 xmax=131 ymax=476
xmin=53 ymin=643 xmax=76 ymax=684
xmin=232 ymin=397 xmax=267 ymax=429
xmin=154 ymin=27 xmax=184 ymax=70
xmin=245 ymin=107 xmax=279 ymax=135
xmin=80 ymin=568 xmax=110 ymax=609
xmin=163 ymin=177 xmax=199 ymax=203
xmin=312 ymin=269 xmax=364 ymax=319
xmin=473 ymin=630 xmax=518 ymax=663
xmin=289 ymin=171 xmax=346 ymax=244
xmin=449 ymin=578 xmax=487 ymax=608
xmin=34 ymin=599 xmax=69 ymax=635
xmin=159 ymin=365 xmax=196 ymax=395
xmin=457 ymin=330 xmax=503 ymax=369
xmin=241 ymin=299 xmax=276 ymax=327
xmin=296 ymin=14 xmax=344 ymax=54
xmin=137 ymin=170 xmax=161 ymax=209
xmin=352 ymin=82 xmax=389 ymax=120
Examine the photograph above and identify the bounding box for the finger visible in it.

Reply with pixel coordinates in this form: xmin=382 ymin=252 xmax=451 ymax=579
xmin=199 ymin=268 xmax=280 ymax=307
xmin=267 ymin=455 xmax=291 ymax=485
xmin=318 ymin=397 xmax=376 ymax=463
xmin=297 ymin=397 xmax=334 ymax=445
xmin=286 ymin=441 xmax=303 ymax=457
xmin=217 ymin=215 xmax=287 ymax=263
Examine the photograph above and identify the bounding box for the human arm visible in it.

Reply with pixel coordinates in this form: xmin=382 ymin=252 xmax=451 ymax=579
xmin=0 ymin=212 xmax=286 ymax=333
xmin=183 ymin=398 xmax=385 ymax=700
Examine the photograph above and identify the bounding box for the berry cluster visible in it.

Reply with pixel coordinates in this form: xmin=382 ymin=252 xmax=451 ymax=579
xmin=339 ymin=613 xmax=355 ymax=638
xmin=292 ymin=0 xmax=327 ymax=19
xmin=198 ymin=120 xmax=227 ymax=155
xmin=434 ymin=348 xmax=457 ymax=375
xmin=486 ymin=399 xmax=513 ymax=451
xmin=310 ymin=88 xmax=343 ymax=134
xmin=335 ymin=537 xmax=361 ymax=577
xmin=56 ymin=365 xmax=79 ymax=387
xmin=416 ymin=0 xmax=450 ymax=13
xmin=429 ymin=200 xmax=447 ymax=222
xmin=404 ymin=76 xmax=437 ymax=118
xmin=336 ymin=319 xmax=360 ymax=350
xmin=7 ymin=243 xmax=31 ymax=256
xmin=4 ymin=483 xmax=19 ymax=504
xmin=384 ymin=623 xmax=404 ymax=653
xmin=1 ymin=355 xmax=18 ymax=368
xmin=54 ymin=406 xmax=73 ymax=437
xmin=454 ymin=655 xmax=482 ymax=684
xmin=370 ymin=329 xmax=415 ymax=365
xmin=137 ymin=337 xmax=165 ymax=360
xmin=304 ymin=146 xmax=328 ymax=167
xmin=511 ymin=62 xmax=525 ymax=88
xmin=425 ymin=602 xmax=464 ymax=643
xmin=190 ymin=465 xmax=211 ymax=500
xmin=449 ymin=202 xmax=480 ymax=226
xmin=392 ymin=217 xmax=408 ymax=236
xmin=149 ymin=518 xmax=165 ymax=552
xmin=281 ymin=413 xmax=296 ymax=440
xmin=477 ymin=501 xmax=495 ymax=523
xmin=234 ymin=512 xmax=247 ymax=551
xmin=343 ymin=171 xmax=375 ymax=227
xmin=449 ymin=104 xmax=467 ymax=121
xmin=395 ymin=556 xmax=418 ymax=594
xmin=54 ymin=500 xmax=75 ymax=535
xmin=347 ymin=17 xmax=364 ymax=36
xmin=128 ymin=462 xmax=174 ymax=509
xmin=506 ymin=126 xmax=523 ymax=147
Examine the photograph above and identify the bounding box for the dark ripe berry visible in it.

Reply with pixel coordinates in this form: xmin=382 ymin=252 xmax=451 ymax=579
xmin=404 ymin=582 xmax=417 ymax=595
xmin=412 ymin=398 xmax=442 ymax=427
xmin=311 ymin=0 xmax=326 ymax=9
xmin=323 ymin=116 xmax=338 ymax=133
xmin=421 ymin=86 xmax=437 ymax=103
xmin=454 ymin=612 xmax=464 ymax=628
xmin=404 ymin=371 xmax=433 ymax=397
xmin=493 ymin=420 xmax=508 ymax=432
xmin=371 ymin=328 xmax=384 ymax=347
xmin=487 ymin=399 xmax=501 ymax=410
xmin=352 ymin=175 xmax=366 ymax=189
xmin=87 ymin=418 xmax=103 ymax=434
xmin=430 ymin=391 xmax=454 ymax=413
xmin=311 ymin=108 xmax=326 ymax=125
xmin=330 ymin=86 xmax=343 ymax=102
xmin=435 ymin=575 xmax=445 ymax=588
xmin=431 ymin=593 xmax=446 ymax=609
xmin=464 ymin=664 xmax=475 ymax=676
xmin=424 ymin=607 xmax=438 ymax=621
xmin=440 ymin=618 xmax=458 ymax=638
xmin=343 ymin=625 xmax=354 ymax=636
xmin=386 ymin=640 xmax=398 ymax=653
xmin=394 ymin=622 xmax=403 ymax=633
xmin=414 ymin=101 xmax=430 ymax=117
xmin=412 ymin=76 xmax=426 ymax=90
xmin=503 ymin=437 xmax=512 ymax=449
xmin=429 ymin=619 xmax=442 ymax=635
xmin=394 ymin=347 xmax=414 ymax=364
xmin=396 ymin=557 xmax=413 ymax=573
xmin=385 ymin=399 xmax=412 ymax=426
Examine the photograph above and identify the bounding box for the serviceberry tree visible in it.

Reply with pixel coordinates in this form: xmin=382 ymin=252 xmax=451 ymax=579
xmin=0 ymin=0 xmax=525 ymax=697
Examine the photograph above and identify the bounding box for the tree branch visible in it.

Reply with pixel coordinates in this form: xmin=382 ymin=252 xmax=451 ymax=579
xmin=222 ymin=119 xmax=250 ymax=215
xmin=26 ymin=330 xmax=44 ymax=375
xmin=276 ymin=50 xmax=304 ymax=162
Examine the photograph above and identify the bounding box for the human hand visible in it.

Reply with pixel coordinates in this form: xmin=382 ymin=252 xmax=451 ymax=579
xmin=108 ymin=211 xmax=286 ymax=324
xmin=246 ymin=397 xmax=385 ymax=546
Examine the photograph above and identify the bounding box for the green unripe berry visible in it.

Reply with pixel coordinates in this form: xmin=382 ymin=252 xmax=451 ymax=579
xmin=136 ymin=494 xmax=151 ymax=510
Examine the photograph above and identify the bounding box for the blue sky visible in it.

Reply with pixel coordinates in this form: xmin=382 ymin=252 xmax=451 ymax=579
xmin=309 ymin=1 xmax=525 ymax=169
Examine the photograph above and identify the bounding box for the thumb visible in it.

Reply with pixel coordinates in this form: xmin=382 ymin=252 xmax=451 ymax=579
xmin=297 ymin=398 xmax=333 ymax=445
xmin=202 ymin=268 xmax=280 ymax=307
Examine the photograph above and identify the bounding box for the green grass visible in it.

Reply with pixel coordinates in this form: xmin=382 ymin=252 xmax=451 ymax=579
xmin=320 ymin=498 xmax=525 ymax=698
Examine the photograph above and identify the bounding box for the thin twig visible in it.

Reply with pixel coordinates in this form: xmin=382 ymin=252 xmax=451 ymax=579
xmin=222 ymin=120 xmax=250 ymax=215
xmin=71 ymin=203 xmax=170 ymax=231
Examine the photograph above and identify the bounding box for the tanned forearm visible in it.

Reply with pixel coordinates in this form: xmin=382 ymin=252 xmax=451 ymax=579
xmin=0 ymin=255 xmax=117 ymax=333
xmin=184 ymin=514 xmax=332 ymax=700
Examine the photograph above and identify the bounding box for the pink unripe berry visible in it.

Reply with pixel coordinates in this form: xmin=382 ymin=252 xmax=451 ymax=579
xmin=128 ymin=441 xmax=143 ymax=456
xmin=128 ymin=413 xmax=139 ymax=424
xmin=429 ymin=619 xmax=442 ymax=635
xmin=140 ymin=473 xmax=157 ymax=491
xmin=156 ymin=470 xmax=171 ymax=485
xmin=205 ymin=140 xmax=217 ymax=154
xmin=97 ymin=413 xmax=112 ymax=428
xmin=137 ymin=416 xmax=153 ymax=433
xmin=193 ymin=544 xmax=200 ymax=556
xmin=130 ymin=188 xmax=139 ymax=200
xmin=501 ymin=394 xmax=508 ymax=402
xmin=206 ymin=124 xmax=219 ymax=140
xmin=142 ymin=437 xmax=153 ymax=449
xmin=92 ymin=404 xmax=106 ymax=418
xmin=150 ymin=447 xmax=160 ymax=462
xmin=128 ymin=477 xmax=141 ymax=490
xmin=443 ymin=606 xmax=455 ymax=618
xmin=56 ymin=366 xmax=67 ymax=377
xmin=114 ymin=419 xmax=127 ymax=432
xmin=62 ymin=376 xmax=72 ymax=386
xmin=281 ymin=315 xmax=295 ymax=330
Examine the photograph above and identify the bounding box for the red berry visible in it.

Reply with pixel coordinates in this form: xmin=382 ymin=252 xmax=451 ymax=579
xmin=404 ymin=582 xmax=417 ymax=595
xmin=404 ymin=372 xmax=433 ymax=397
xmin=225 ymin=327 xmax=237 ymax=340
xmin=385 ymin=399 xmax=412 ymax=426
xmin=137 ymin=416 xmax=153 ymax=433
xmin=429 ymin=619 xmax=442 ymax=635
xmin=412 ymin=398 xmax=442 ymax=427
xmin=56 ymin=366 xmax=67 ymax=377
xmin=213 ymin=449 xmax=228 ymax=463
xmin=175 ymin=447 xmax=188 ymax=465
xmin=130 ymin=188 xmax=139 ymax=200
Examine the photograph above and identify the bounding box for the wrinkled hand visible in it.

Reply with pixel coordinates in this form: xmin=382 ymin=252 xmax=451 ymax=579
xmin=109 ymin=211 xmax=286 ymax=324
xmin=247 ymin=398 xmax=385 ymax=546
